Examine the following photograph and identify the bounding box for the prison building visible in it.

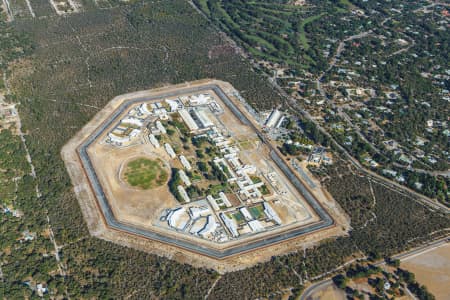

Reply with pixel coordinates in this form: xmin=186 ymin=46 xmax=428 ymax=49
xmin=212 ymin=136 xmax=226 ymax=145
xmin=138 ymin=103 xmax=152 ymax=115
xmin=208 ymin=101 xmax=222 ymax=113
xmin=153 ymin=108 xmax=168 ymax=120
xmin=178 ymin=170 xmax=191 ymax=186
xmin=227 ymin=157 xmax=242 ymax=170
xmin=149 ymin=134 xmax=160 ymax=148
xmin=220 ymin=213 xmax=239 ymax=237
xmin=219 ymin=192 xmax=232 ymax=207
xmin=177 ymin=185 xmax=190 ymax=203
xmin=239 ymin=164 xmax=257 ymax=174
xmin=192 ymin=108 xmax=214 ymax=128
xmin=189 ymin=206 xmax=210 ymax=219
xmin=215 ymin=140 xmax=231 ymax=148
xmin=167 ymin=207 xmax=188 ymax=230
xmin=178 ymin=109 xmax=199 ymax=132
xmin=265 ymin=109 xmax=281 ymax=128
xmin=156 ymin=121 xmax=167 ymax=134
xmin=248 ymin=220 xmax=264 ymax=232
xmin=189 ymin=94 xmax=211 ymax=106
xmin=240 ymin=207 xmax=253 ymax=221
xmin=164 ymin=143 xmax=176 ymax=159
xmin=263 ymin=202 xmax=282 ymax=224
xmin=165 ymin=98 xmax=184 ymax=112
xmin=129 ymin=129 xmax=140 ymax=138
xmin=275 ymin=115 xmax=286 ymax=128
xmin=223 ymin=152 xmax=238 ymax=160
xmin=198 ymin=215 xmax=218 ymax=237
xmin=108 ymin=133 xmax=130 ymax=144
xmin=179 ymin=155 xmax=192 ymax=170
xmin=207 ymin=195 xmax=220 ymax=211
xmin=121 ymin=116 xmax=144 ymax=127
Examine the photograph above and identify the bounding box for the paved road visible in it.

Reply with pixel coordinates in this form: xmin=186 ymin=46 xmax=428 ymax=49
xmin=78 ymin=84 xmax=334 ymax=259
xmin=300 ymin=237 xmax=449 ymax=300
xmin=393 ymin=162 xmax=450 ymax=179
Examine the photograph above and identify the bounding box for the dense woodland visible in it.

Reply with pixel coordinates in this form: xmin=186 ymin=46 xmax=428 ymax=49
xmin=0 ymin=0 xmax=448 ymax=299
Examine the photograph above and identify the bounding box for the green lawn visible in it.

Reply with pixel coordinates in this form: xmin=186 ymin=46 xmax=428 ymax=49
xmin=259 ymin=184 xmax=270 ymax=195
xmin=249 ymin=205 xmax=265 ymax=220
xmin=298 ymin=13 xmax=326 ymax=50
xmin=124 ymin=158 xmax=168 ymax=189
xmin=231 ymin=211 xmax=245 ymax=225
xmin=250 ymin=175 xmax=262 ymax=184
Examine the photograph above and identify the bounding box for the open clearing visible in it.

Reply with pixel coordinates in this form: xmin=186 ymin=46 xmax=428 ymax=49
xmin=306 ymin=283 xmax=346 ymax=300
xmin=401 ymin=243 xmax=450 ymax=300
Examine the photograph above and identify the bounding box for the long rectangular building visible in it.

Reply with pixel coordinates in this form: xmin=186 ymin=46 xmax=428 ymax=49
xmin=178 ymin=109 xmax=199 ymax=132
xmin=220 ymin=213 xmax=239 ymax=237
xmin=164 ymin=143 xmax=176 ymax=158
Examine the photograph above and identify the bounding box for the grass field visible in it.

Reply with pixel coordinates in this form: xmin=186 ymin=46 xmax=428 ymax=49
xmin=231 ymin=211 xmax=245 ymax=225
xmin=124 ymin=158 xmax=168 ymax=189
xmin=298 ymin=13 xmax=326 ymax=50
xmin=249 ymin=205 xmax=264 ymax=220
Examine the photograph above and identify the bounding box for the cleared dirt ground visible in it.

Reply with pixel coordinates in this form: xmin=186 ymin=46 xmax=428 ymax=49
xmin=306 ymin=283 xmax=346 ymax=300
xmin=401 ymin=243 xmax=450 ymax=300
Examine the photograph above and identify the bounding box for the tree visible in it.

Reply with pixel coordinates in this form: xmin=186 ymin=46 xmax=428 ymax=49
xmin=332 ymin=274 xmax=348 ymax=289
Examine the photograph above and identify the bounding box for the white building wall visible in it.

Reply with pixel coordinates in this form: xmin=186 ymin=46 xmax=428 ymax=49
xmin=164 ymin=143 xmax=176 ymax=158
xmin=265 ymin=109 xmax=281 ymax=128
xmin=179 ymin=109 xmax=199 ymax=131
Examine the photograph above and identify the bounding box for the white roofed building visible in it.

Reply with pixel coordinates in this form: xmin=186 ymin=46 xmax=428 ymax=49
xmin=177 ymin=185 xmax=190 ymax=202
xmin=219 ymin=192 xmax=232 ymax=207
xmin=192 ymin=108 xmax=214 ymax=128
xmin=198 ymin=215 xmax=218 ymax=237
xmin=240 ymin=207 xmax=253 ymax=221
xmin=128 ymin=129 xmax=140 ymax=139
xmin=165 ymin=99 xmax=184 ymax=112
xmin=138 ymin=103 xmax=152 ymax=115
xmin=189 ymin=206 xmax=210 ymax=219
xmin=189 ymin=94 xmax=211 ymax=106
xmin=178 ymin=170 xmax=191 ymax=186
xmin=155 ymin=109 xmax=168 ymax=120
xmin=220 ymin=213 xmax=239 ymax=237
xmin=248 ymin=220 xmax=264 ymax=232
xmin=179 ymin=109 xmax=199 ymax=132
xmin=276 ymin=115 xmax=286 ymax=128
xmin=121 ymin=116 xmax=144 ymax=127
xmin=165 ymin=143 xmax=176 ymax=158
xmin=167 ymin=207 xmax=189 ymax=230
xmin=149 ymin=134 xmax=160 ymax=148
xmin=207 ymin=195 xmax=220 ymax=210
xmin=179 ymin=155 xmax=192 ymax=170
xmin=265 ymin=109 xmax=282 ymax=128
xmin=263 ymin=202 xmax=281 ymax=224
xmin=108 ymin=133 xmax=130 ymax=144
xmin=156 ymin=121 xmax=166 ymax=134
